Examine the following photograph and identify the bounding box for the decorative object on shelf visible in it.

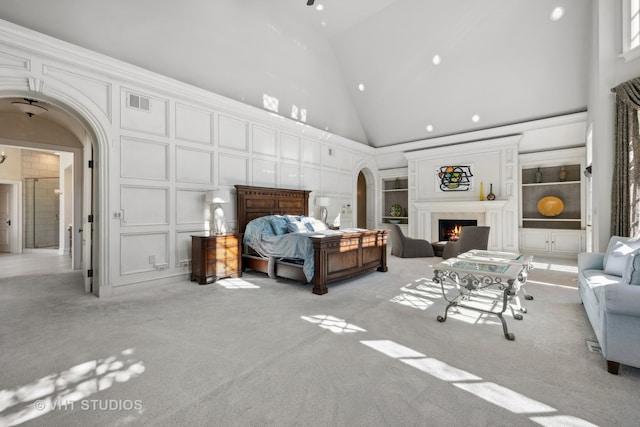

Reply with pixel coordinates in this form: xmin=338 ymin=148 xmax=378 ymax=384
xmin=315 ymin=196 xmax=331 ymax=224
xmin=479 ymin=181 xmax=485 ymax=200
xmin=535 ymin=167 xmax=543 ymax=183
xmin=559 ymin=166 xmax=567 ymax=182
xmin=537 ymin=196 xmax=564 ymax=217
xmin=389 ymin=203 xmax=403 ymax=217
xmin=388 ymin=219 xmax=401 ymax=224
xmin=487 ymin=183 xmax=496 ymax=200
xmin=437 ymin=165 xmax=473 ymax=191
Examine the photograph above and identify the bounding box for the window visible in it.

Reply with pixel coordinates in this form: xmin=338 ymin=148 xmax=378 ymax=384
xmin=622 ymin=0 xmax=640 ymax=61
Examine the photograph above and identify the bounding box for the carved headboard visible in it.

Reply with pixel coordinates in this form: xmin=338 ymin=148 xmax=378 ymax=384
xmin=235 ymin=185 xmax=310 ymax=235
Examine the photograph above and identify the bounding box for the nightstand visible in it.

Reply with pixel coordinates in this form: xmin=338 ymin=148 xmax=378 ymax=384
xmin=190 ymin=233 xmax=241 ymax=284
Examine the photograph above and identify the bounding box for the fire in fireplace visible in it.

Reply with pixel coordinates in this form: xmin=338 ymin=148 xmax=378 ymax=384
xmin=438 ymin=219 xmax=478 ymax=241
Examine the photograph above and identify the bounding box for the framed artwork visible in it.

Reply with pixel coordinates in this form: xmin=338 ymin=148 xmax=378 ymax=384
xmin=437 ymin=165 xmax=473 ymax=191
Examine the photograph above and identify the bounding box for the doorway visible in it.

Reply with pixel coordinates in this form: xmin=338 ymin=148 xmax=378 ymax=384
xmin=0 ymin=183 xmax=12 ymax=252
xmin=357 ymin=171 xmax=366 ymax=228
xmin=24 ymin=177 xmax=60 ymax=249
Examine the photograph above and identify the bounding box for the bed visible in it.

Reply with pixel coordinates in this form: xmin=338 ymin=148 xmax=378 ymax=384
xmin=235 ymin=185 xmax=388 ymax=294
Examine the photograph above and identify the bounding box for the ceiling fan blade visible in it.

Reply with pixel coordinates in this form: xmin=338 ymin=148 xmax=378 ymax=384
xmin=307 ymin=0 xmax=315 ymax=5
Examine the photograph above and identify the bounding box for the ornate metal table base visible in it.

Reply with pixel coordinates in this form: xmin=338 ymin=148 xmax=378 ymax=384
xmin=433 ymin=261 xmax=527 ymax=340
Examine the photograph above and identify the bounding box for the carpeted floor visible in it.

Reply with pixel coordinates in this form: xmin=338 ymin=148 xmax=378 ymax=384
xmin=0 ymin=254 xmax=638 ymax=426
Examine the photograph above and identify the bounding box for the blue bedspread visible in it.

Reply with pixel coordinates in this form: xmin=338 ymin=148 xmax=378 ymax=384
xmin=243 ymin=216 xmax=316 ymax=281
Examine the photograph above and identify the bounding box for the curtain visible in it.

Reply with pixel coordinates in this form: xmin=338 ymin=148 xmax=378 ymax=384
xmin=611 ymin=78 xmax=640 ymax=237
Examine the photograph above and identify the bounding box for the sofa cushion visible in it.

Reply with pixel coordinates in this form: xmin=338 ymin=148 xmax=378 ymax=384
xmin=603 ymin=237 xmax=640 ymax=276
xmin=581 ymin=269 xmax=621 ymax=304
xmin=622 ymin=250 xmax=640 ymax=285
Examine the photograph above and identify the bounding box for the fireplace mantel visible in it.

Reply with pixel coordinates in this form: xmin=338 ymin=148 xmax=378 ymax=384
xmin=412 ymin=199 xmax=508 ymax=249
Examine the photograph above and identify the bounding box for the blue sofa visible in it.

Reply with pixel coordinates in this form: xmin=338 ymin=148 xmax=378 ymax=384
xmin=578 ymin=236 xmax=640 ymax=374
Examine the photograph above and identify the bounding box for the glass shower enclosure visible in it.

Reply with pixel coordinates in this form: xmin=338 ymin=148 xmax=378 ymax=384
xmin=24 ymin=177 xmax=60 ymax=249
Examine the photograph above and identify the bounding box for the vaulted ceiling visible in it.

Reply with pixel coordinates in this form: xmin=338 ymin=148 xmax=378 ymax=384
xmin=0 ymin=0 xmax=592 ymax=147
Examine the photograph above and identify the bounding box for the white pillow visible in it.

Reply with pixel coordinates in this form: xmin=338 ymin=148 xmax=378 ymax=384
xmin=310 ymin=218 xmax=328 ymax=231
xmin=622 ymin=249 xmax=640 ymax=285
xmin=603 ymin=237 xmax=640 ymax=276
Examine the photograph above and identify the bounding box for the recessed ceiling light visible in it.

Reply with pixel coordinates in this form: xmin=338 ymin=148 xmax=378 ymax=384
xmin=426 ymin=124 xmax=434 ymax=132
xmin=320 ymin=21 xmax=327 ymax=28
xmin=316 ymin=4 xmax=324 ymax=11
xmin=358 ymin=83 xmax=365 ymax=91
xmin=550 ymin=6 xmax=564 ymax=21
xmin=472 ymin=114 xmax=480 ymax=123
xmin=432 ymin=55 xmax=441 ymax=65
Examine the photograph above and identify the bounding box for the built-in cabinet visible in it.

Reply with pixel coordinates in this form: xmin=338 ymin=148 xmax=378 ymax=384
xmin=519 ymin=148 xmax=586 ymax=257
xmin=380 ymin=168 xmax=409 ymax=232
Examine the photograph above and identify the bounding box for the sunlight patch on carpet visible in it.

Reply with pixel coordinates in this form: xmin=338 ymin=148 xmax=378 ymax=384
xmin=217 ymin=278 xmax=260 ymax=289
xmin=360 ymin=340 xmax=425 ymax=358
xmin=529 ymin=415 xmax=599 ymax=426
xmin=301 ymin=315 xmax=366 ymax=334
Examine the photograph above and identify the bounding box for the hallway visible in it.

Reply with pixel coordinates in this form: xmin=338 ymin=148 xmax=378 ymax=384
xmin=0 ymin=253 xmax=73 ymax=279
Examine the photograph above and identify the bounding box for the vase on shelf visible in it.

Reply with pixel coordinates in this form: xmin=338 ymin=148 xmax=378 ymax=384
xmin=535 ymin=167 xmax=542 ymax=183
xmin=559 ymin=166 xmax=567 ymax=182
xmin=479 ymin=181 xmax=485 ymax=201
xmin=487 ymin=183 xmax=496 ymax=201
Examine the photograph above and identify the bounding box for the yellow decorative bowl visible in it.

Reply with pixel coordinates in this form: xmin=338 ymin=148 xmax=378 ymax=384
xmin=537 ymin=196 xmax=564 ymax=217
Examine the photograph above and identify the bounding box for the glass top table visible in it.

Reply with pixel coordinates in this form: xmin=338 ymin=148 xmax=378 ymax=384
xmin=433 ymin=254 xmax=532 ymax=340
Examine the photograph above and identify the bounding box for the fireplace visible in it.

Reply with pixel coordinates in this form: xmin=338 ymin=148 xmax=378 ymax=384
xmin=438 ymin=219 xmax=478 ymax=241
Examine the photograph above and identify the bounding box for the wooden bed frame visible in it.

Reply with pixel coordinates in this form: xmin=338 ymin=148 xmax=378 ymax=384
xmin=235 ymin=185 xmax=388 ymax=294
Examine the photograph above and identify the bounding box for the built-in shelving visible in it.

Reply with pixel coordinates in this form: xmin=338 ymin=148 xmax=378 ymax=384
xmin=380 ymin=171 xmax=408 ymax=226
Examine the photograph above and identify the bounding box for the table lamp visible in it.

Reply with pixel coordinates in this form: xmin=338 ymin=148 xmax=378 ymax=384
xmin=315 ymin=197 xmax=331 ymax=224
xmin=206 ymin=189 xmax=230 ymax=234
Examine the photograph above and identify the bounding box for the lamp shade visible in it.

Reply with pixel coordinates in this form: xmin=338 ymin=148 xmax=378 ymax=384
xmin=315 ymin=197 xmax=331 ymax=207
xmin=206 ymin=189 xmax=230 ymax=204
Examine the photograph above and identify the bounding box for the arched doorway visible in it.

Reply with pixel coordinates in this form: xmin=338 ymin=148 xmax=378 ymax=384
xmin=355 ymin=166 xmax=376 ymax=230
xmin=357 ymin=171 xmax=366 ymax=228
xmin=0 ymin=90 xmax=107 ymax=296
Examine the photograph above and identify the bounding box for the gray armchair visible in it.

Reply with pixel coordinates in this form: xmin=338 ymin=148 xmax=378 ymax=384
xmin=388 ymin=224 xmax=434 ymax=258
xmin=442 ymin=226 xmax=490 ymax=259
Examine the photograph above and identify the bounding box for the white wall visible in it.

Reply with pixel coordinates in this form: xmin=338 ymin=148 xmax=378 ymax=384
xmin=0 ymin=19 xmax=377 ymax=295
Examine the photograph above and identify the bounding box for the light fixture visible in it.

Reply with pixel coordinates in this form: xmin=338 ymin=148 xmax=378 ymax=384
xmin=472 ymin=114 xmax=480 ymax=123
xmin=432 ymin=55 xmax=441 ymax=65
xmin=11 ymin=98 xmax=48 ymax=118
xmin=550 ymin=6 xmax=565 ymax=21
xmin=358 ymin=83 xmax=365 ymax=91
xmin=206 ymin=189 xmax=231 ymax=234
xmin=426 ymin=124 xmax=434 ymax=132
xmin=315 ymin=197 xmax=331 ymax=224
xmin=0 ymin=152 xmax=6 ymax=164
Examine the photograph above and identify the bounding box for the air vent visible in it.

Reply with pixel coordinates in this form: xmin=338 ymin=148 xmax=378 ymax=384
xmin=128 ymin=93 xmax=150 ymax=112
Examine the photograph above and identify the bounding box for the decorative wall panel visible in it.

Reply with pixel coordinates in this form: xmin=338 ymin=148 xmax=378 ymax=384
xmin=176 ymin=230 xmax=199 ymax=266
xmin=280 ymin=133 xmax=300 ymax=161
xmin=279 ymin=163 xmax=300 ymax=188
xmin=322 ymin=145 xmax=339 ymax=169
xmin=120 ymin=232 xmax=168 ymax=275
xmin=219 ymin=115 xmax=248 ymax=151
xmin=45 ymin=66 xmax=111 ymax=119
xmin=0 ymin=49 xmax=30 ymax=69
xmin=120 ymin=137 xmax=168 ymax=180
xmin=176 ymin=146 xmax=213 ymax=184
xmin=121 ymin=185 xmax=168 ymax=226
xmin=175 ymin=103 xmax=212 ymax=144
xmin=338 ymin=173 xmax=352 ymax=195
xmin=339 ymin=150 xmax=353 ymax=171
xmin=218 ymin=153 xmax=248 ymax=185
xmin=120 ymin=88 xmax=168 ymax=136
xmin=252 ymin=125 xmax=277 ymax=156
xmin=303 ymin=139 xmax=321 ymax=164
xmin=321 ymin=170 xmax=339 ymax=195
xmin=176 ymin=189 xmax=208 ymax=225
xmin=252 ymin=158 xmax=277 ymax=187
xmin=302 ymin=167 xmax=321 ymax=191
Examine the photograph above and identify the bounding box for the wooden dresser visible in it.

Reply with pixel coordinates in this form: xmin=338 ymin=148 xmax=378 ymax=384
xmin=190 ymin=233 xmax=241 ymax=284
